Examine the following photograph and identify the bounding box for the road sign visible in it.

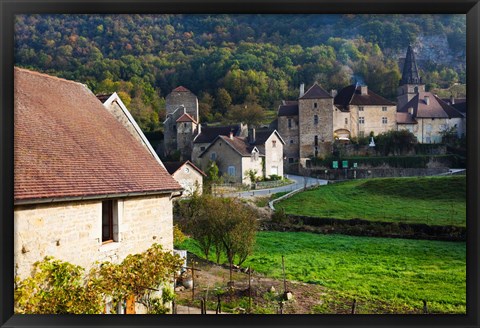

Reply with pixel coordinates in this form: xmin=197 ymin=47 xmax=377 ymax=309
xmin=332 ymin=161 xmax=338 ymax=169
xmin=342 ymin=160 xmax=348 ymax=168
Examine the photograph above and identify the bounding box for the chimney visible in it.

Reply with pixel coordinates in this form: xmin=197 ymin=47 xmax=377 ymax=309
xmin=450 ymin=95 xmax=455 ymax=105
xmin=229 ymin=130 xmax=234 ymax=140
xmin=360 ymin=85 xmax=368 ymax=95
xmin=330 ymin=89 xmax=338 ymax=98
xmin=408 ymin=107 xmax=414 ymax=115
xmin=299 ymin=83 xmax=305 ymax=98
xmin=249 ymin=128 xmax=256 ymax=144
xmin=424 ymin=95 xmax=430 ymax=105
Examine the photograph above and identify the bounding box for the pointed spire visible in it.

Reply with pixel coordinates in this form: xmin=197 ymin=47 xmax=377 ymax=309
xmin=400 ymin=45 xmax=422 ymax=86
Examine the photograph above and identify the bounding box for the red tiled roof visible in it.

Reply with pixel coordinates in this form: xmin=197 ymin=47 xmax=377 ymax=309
xmin=14 ymin=67 xmax=182 ymax=202
xmin=398 ymin=92 xmax=464 ymax=119
xmin=164 ymin=161 xmax=206 ymax=177
xmin=396 ymin=112 xmax=418 ymax=124
xmin=176 ymin=112 xmax=197 ymax=123
xmin=172 ymin=86 xmax=190 ymax=92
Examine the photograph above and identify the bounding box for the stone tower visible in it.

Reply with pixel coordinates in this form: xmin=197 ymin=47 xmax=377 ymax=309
xmin=397 ymin=45 xmax=425 ymax=108
xmin=298 ymin=83 xmax=334 ymax=163
xmin=164 ymin=86 xmax=199 ymax=159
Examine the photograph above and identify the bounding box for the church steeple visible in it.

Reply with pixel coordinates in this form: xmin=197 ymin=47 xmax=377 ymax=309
xmin=400 ymin=45 xmax=422 ymax=86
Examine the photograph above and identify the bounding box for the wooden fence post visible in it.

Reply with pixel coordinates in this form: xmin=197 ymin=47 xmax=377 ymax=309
xmin=216 ymin=295 xmax=222 ymax=314
xmin=351 ymin=299 xmax=356 ymax=314
xmin=423 ymin=300 xmax=428 ymax=314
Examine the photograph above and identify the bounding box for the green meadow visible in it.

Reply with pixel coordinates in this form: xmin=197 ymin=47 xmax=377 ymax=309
xmin=180 ymin=231 xmax=466 ymax=314
xmin=275 ymin=176 xmax=466 ymax=227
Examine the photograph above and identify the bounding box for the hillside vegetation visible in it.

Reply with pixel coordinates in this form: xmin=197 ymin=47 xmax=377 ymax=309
xmin=275 ymin=176 xmax=466 ymax=226
xmin=15 ymin=14 xmax=466 ymax=132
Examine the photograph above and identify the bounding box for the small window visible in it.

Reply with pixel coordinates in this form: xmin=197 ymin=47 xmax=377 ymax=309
xmin=314 ymin=135 xmax=318 ymax=146
xmin=288 ymin=118 xmax=292 ymax=129
xmin=290 ymin=139 xmax=294 ymax=144
xmin=314 ymin=146 xmax=319 ymax=157
xmin=382 ymin=106 xmax=387 ymax=112
xmin=314 ymin=115 xmax=318 ymax=125
xmin=102 ymin=200 xmax=114 ymax=243
xmin=314 ymin=102 xmax=318 ymax=109
xmin=359 ymin=117 xmax=365 ymax=124
xmin=210 ymin=152 xmax=217 ymax=160
xmin=200 ymin=146 xmax=206 ymax=151
xmin=382 ymin=117 xmax=388 ymax=124
xmin=184 ymin=123 xmax=187 ymax=128
xmin=288 ymin=158 xmax=294 ymax=164
xmin=345 ymin=118 xmax=348 ymax=124
xmin=359 ymin=131 xmax=365 ymax=137
xmin=228 ymin=166 xmax=236 ymax=176
xmin=358 ymin=106 xmax=364 ymax=112
xmin=272 ymin=140 xmax=277 ymax=148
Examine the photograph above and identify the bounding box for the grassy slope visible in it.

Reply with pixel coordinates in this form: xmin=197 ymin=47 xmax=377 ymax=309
xmin=275 ymin=176 xmax=466 ymax=227
xmin=180 ymin=231 xmax=466 ymax=313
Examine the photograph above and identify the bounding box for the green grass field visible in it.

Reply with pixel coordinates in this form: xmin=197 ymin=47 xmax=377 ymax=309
xmin=179 ymin=231 xmax=466 ymax=313
xmin=275 ymin=176 xmax=466 ymax=227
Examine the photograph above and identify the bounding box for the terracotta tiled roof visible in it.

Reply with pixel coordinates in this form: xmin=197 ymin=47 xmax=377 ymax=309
xmin=164 ymin=161 xmax=206 ymax=176
xmin=14 ymin=67 xmax=181 ymax=202
xmin=172 ymin=86 xmax=190 ymax=92
xmin=398 ymin=92 xmax=464 ymax=119
xmin=278 ymin=102 xmax=299 ymax=116
xmin=193 ymin=124 xmax=240 ymax=144
xmin=396 ymin=112 xmax=417 ymax=124
xmin=334 ymin=85 xmax=395 ymax=110
xmin=299 ymin=83 xmax=332 ymax=99
xmin=176 ymin=112 xmax=197 ymax=123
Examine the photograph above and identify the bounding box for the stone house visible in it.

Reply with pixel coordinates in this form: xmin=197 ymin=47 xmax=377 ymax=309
xmin=191 ymin=123 xmax=248 ymax=165
xmin=163 ymin=161 xmax=206 ymax=197
xmin=333 ymin=84 xmax=397 ymax=139
xmin=197 ymin=129 xmax=284 ymax=184
xmin=14 ymin=67 xmax=182 ymax=291
xmin=396 ymin=46 xmax=465 ymax=143
xmin=163 ymin=86 xmax=199 ymax=160
xmin=396 ymin=92 xmax=465 ymax=143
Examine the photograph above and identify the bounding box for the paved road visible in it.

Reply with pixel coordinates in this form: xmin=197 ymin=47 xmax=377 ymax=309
xmin=225 ymin=174 xmax=328 ymax=198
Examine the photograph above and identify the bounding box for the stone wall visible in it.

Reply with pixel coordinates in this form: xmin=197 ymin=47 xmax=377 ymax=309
xmin=14 ymin=194 xmax=173 ymax=279
xmin=298 ymin=98 xmax=334 ymax=159
xmin=350 ymin=104 xmax=397 ymax=138
xmin=277 ymin=115 xmax=299 ymax=162
xmin=199 ymin=139 xmax=244 ymax=183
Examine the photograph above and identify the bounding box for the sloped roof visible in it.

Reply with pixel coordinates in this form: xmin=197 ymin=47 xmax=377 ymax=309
xmin=334 ymin=84 xmax=395 ymax=110
xmin=163 ymin=161 xmax=206 ymax=176
xmin=299 ymin=83 xmax=332 ymax=99
xmin=396 ymin=112 xmax=418 ymax=124
xmin=176 ymin=112 xmax=197 ymax=123
xmin=278 ymin=102 xmax=299 ymax=116
xmin=251 ymin=129 xmax=286 ymax=146
xmin=441 ymin=97 xmax=467 ymax=114
xmin=14 ymin=67 xmax=181 ymax=203
xmin=397 ymin=92 xmax=464 ymax=119
xmin=193 ymin=124 xmax=241 ymax=144
xmin=199 ymin=135 xmax=262 ymax=158
xmin=172 ymin=86 xmax=191 ymax=92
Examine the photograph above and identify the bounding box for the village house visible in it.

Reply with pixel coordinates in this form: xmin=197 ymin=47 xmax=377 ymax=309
xmin=197 ymin=128 xmax=284 ymax=184
xmin=14 ymin=67 xmax=182 ymax=293
xmin=163 ymin=161 xmax=206 ymax=196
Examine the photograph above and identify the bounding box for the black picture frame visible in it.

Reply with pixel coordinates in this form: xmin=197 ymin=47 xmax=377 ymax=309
xmin=1 ymin=1 xmax=479 ymax=327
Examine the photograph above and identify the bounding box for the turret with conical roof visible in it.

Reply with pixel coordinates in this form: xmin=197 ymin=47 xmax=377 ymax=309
xmin=397 ymin=45 xmax=425 ymax=109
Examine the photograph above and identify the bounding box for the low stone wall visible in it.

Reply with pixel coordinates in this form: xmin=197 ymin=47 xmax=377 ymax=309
xmin=262 ymin=215 xmax=466 ymax=242
xmin=311 ymin=167 xmax=450 ymax=180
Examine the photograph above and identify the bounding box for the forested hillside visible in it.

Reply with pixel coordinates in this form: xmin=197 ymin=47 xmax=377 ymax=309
xmin=15 ymin=14 xmax=466 ymax=132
